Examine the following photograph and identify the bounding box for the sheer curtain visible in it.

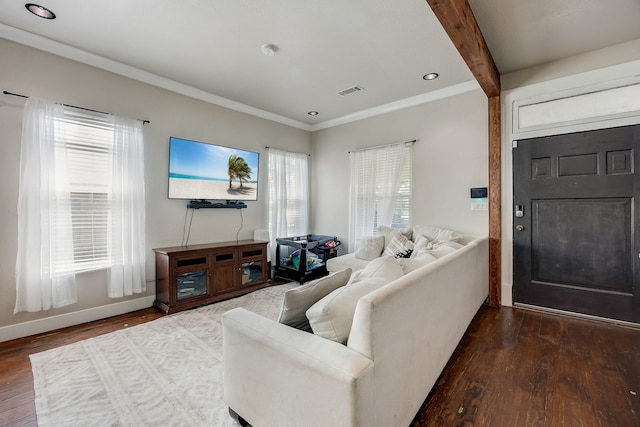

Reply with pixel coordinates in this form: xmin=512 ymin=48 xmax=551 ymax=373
xmin=15 ymin=98 xmax=147 ymax=313
xmin=15 ymin=98 xmax=77 ymax=313
xmin=268 ymin=148 xmax=309 ymax=257
xmin=348 ymin=142 xmax=406 ymax=250
xmin=108 ymin=116 xmax=146 ymax=298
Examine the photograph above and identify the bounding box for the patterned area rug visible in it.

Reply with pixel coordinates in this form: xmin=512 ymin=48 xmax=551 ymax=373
xmin=30 ymin=284 xmax=295 ymax=427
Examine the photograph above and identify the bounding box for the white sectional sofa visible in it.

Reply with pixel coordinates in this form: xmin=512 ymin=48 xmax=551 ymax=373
xmin=327 ymin=228 xmax=479 ymax=274
xmin=222 ymin=229 xmax=488 ymax=427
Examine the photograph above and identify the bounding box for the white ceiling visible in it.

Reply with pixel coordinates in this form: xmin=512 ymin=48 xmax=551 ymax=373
xmin=468 ymin=0 xmax=640 ymax=74
xmin=1 ymin=0 xmax=640 ymax=131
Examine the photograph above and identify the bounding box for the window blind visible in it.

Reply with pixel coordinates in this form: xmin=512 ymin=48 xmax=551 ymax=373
xmin=54 ymin=108 xmax=114 ymax=272
xmin=391 ymin=147 xmax=412 ymax=229
xmin=268 ymin=148 xmax=309 ymax=247
xmin=349 ymin=143 xmax=412 ymax=247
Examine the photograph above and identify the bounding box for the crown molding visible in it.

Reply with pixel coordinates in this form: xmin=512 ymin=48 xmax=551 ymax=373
xmin=310 ymin=80 xmax=481 ymax=131
xmin=2 ymin=23 xmax=479 ymax=133
xmin=0 ymin=24 xmax=312 ymax=131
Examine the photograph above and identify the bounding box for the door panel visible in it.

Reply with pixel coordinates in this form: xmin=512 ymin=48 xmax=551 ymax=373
xmin=532 ymin=198 xmax=631 ymax=291
xmin=513 ymin=124 xmax=640 ymax=323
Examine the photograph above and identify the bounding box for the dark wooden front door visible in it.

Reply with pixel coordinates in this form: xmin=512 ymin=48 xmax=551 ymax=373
xmin=513 ymin=124 xmax=640 ymax=323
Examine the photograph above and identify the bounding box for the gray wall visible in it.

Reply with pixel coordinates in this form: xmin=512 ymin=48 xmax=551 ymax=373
xmin=0 ymin=38 xmax=490 ymax=340
xmin=0 ymin=39 xmax=310 ymax=338
xmin=310 ymin=89 xmax=489 ymax=252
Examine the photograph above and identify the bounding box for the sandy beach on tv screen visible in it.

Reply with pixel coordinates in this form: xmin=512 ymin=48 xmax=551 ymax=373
xmin=170 ymin=177 xmax=257 ymax=200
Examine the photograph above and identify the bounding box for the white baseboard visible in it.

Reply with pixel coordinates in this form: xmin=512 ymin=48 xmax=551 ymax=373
xmin=0 ymin=296 xmax=156 ymax=343
xmin=501 ymin=282 xmax=513 ymax=306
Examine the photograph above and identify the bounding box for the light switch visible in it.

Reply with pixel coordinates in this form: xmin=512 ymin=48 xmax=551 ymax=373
xmin=471 ymin=198 xmax=488 ymax=211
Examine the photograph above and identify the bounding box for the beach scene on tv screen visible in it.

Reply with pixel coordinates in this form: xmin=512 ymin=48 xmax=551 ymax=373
xmin=169 ymin=137 xmax=259 ymax=201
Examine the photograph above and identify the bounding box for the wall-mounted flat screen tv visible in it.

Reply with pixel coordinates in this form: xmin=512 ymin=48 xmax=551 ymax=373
xmin=168 ymin=137 xmax=260 ymax=201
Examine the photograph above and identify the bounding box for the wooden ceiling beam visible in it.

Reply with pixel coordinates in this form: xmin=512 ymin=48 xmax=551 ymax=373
xmin=425 ymin=0 xmax=502 ymax=306
xmin=425 ymin=0 xmax=500 ymax=97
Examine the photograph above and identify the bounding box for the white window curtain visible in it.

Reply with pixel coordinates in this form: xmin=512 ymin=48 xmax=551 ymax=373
xmin=108 ymin=116 xmax=146 ymax=298
xmin=14 ymin=98 xmax=146 ymax=313
xmin=267 ymin=148 xmax=309 ymax=254
xmin=15 ymin=98 xmax=77 ymax=312
xmin=348 ymin=142 xmax=412 ymax=249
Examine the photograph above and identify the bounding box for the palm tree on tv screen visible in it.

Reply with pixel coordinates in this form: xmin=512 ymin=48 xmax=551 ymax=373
xmin=228 ymin=154 xmax=252 ymax=188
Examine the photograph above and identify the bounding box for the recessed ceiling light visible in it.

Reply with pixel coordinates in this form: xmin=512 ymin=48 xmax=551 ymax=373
xmin=261 ymin=44 xmax=279 ymax=57
xmin=25 ymin=3 xmax=56 ymax=19
xmin=422 ymin=73 xmax=439 ymax=80
xmin=307 ymin=111 xmax=319 ymax=116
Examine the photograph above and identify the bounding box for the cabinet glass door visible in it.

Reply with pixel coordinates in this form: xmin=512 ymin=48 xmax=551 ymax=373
xmin=177 ymin=270 xmax=207 ymax=299
xmin=241 ymin=261 xmax=264 ymax=286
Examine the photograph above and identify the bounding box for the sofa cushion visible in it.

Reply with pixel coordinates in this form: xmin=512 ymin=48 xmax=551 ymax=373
xmin=398 ymin=250 xmax=438 ymax=273
xmin=278 ymin=268 xmax=352 ymax=332
xmin=306 ymin=256 xmax=403 ymax=343
xmin=326 ymin=253 xmax=369 ymax=273
xmin=383 ymin=234 xmax=415 ymax=257
xmin=348 ymin=254 xmax=405 ymax=285
xmin=413 ymin=226 xmax=463 ymax=243
xmin=354 ymin=235 xmax=385 ymax=260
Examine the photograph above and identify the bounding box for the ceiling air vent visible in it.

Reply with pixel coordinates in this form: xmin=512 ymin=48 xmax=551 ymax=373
xmin=337 ymin=85 xmax=364 ymax=96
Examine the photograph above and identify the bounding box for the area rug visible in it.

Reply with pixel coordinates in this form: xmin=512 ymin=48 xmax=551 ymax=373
xmin=30 ymin=283 xmax=295 ymax=427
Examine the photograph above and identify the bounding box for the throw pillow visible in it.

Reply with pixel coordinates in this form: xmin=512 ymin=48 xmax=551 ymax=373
xmin=278 ymin=268 xmax=352 ymax=332
xmin=377 ymin=225 xmax=413 ymax=250
xmin=394 ymin=249 xmax=413 ymax=259
xmin=413 ymin=226 xmax=463 ymax=243
xmin=431 ymin=240 xmax=464 ymax=250
xmin=307 ymin=256 xmax=403 ymax=343
xmin=427 ymin=241 xmax=464 ymax=258
xmin=383 ymin=234 xmax=415 ymax=257
xmin=354 ymin=235 xmax=385 ymax=260
xmin=411 ymin=235 xmax=431 ymax=255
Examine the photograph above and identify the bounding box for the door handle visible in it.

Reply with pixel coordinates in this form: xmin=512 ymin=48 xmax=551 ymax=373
xmin=515 ymin=224 xmax=524 ymax=232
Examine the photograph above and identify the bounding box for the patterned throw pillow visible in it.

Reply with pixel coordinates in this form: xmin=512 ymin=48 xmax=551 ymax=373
xmin=394 ymin=248 xmax=413 ymax=259
xmin=378 ymin=225 xmax=413 ymax=251
xmin=383 ymin=234 xmax=415 ymax=257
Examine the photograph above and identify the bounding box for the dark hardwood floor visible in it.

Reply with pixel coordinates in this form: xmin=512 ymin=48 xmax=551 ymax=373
xmin=413 ymin=306 xmax=640 ymax=427
xmin=0 ymin=308 xmax=164 ymax=427
xmin=1 ymin=304 xmax=639 ymax=426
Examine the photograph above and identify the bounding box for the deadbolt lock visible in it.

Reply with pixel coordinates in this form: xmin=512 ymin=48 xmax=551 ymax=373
xmin=515 ymin=205 xmax=524 ymax=218
xmin=515 ymin=224 xmax=524 ymax=232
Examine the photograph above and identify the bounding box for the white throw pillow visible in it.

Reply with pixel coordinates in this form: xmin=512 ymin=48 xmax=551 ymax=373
xmin=354 ymin=235 xmax=385 ymax=260
xmin=413 ymin=226 xmax=463 ymax=243
xmin=398 ymin=250 xmax=438 ymax=273
xmin=383 ymin=234 xmax=415 ymax=257
xmin=377 ymin=225 xmax=413 ymax=250
xmin=427 ymin=241 xmax=464 ymax=258
xmin=411 ymin=235 xmax=430 ymax=255
xmin=431 ymin=240 xmax=464 ymax=250
xmin=278 ymin=268 xmax=352 ymax=332
xmin=307 ymin=257 xmax=403 ymax=343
